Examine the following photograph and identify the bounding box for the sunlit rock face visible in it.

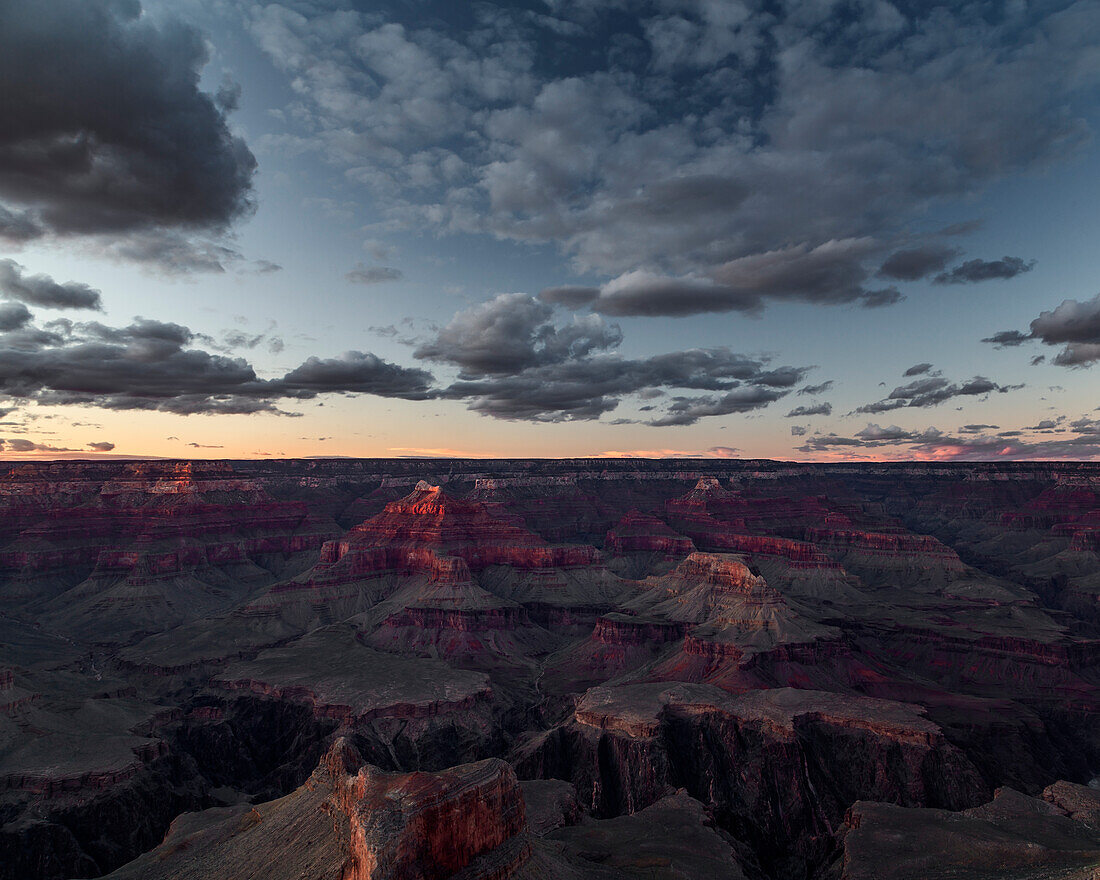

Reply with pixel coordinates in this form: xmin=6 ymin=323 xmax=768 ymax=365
xmin=2 ymin=459 xmax=1099 ymax=880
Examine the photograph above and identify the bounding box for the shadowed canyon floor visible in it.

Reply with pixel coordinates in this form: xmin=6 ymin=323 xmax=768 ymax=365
xmin=1 ymin=459 xmax=1099 ymax=879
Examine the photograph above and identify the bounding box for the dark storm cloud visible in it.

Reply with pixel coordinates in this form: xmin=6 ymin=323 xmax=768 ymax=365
xmin=0 ymin=304 xmax=33 ymax=333
xmin=903 ymin=363 xmax=933 ymax=376
xmin=415 ymin=294 xmax=623 ymax=375
xmin=0 ymin=0 xmax=255 ymax=240
xmin=786 ymin=402 xmax=832 ymax=418
xmin=878 ymin=245 xmax=959 ymax=282
xmin=856 ymin=375 xmax=1021 ymax=413
xmin=0 ymin=260 xmax=102 ymax=310
xmin=345 ymin=264 xmax=404 ymax=284
xmin=982 ymin=292 xmax=1100 ymax=366
xmin=250 ymin=1 xmax=1099 ymax=312
xmin=0 ymin=205 xmax=43 ymax=243
xmin=934 ymin=257 xmax=1035 ymax=285
xmin=0 ymin=313 xmax=435 ymax=415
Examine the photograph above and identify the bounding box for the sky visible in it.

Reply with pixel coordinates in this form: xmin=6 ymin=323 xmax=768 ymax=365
xmin=1 ymin=0 xmax=1100 ymax=461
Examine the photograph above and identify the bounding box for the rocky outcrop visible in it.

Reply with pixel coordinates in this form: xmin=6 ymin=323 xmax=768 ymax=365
xmin=102 ymin=739 xmax=531 ymax=880
xmin=514 ymin=682 xmax=987 ymax=876
xmin=834 ymin=782 xmax=1100 ymax=880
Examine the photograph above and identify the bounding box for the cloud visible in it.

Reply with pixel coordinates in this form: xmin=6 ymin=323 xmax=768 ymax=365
xmin=798 ymin=420 xmax=1100 ymax=461
xmin=791 ymin=425 xmax=808 ymax=436
xmin=0 ymin=312 xmax=435 ymax=415
xmin=1030 ymin=294 xmax=1100 ymax=345
xmin=0 ymin=1 xmax=255 ymax=241
xmin=878 ymin=245 xmax=959 ymax=281
xmin=346 ymin=264 xmax=404 ymax=284
xmin=903 ymin=363 xmax=933 ymax=376
xmin=415 ymin=293 xmax=622 ymax=375
xmin=277 ymin=352 xmax=435 ymax=399
xmin=87 ymin=441 xmax=115 ymax=451
xmin=983 ymin=292 xmax=1100 ymax=366
xmin=786 ymin=402 xmax=832 ymax=417
xmin=0 ymin=303 xmax=32 ymax=332
xmin=0 ymin=260 xmax=102 ymax=310
xmin=982 ymin=329 xmax=1032 ymax=347
xmin=856 ymin=374 xmax=1022 ymax=413
xmin=567 ymin=272 xmax=761 ymax=318
xmin=647 ymin=386 xmax=788 ymax=426
xmin=538 ymin=239 xmax=905 ymax=318
xmin=438 ymin=342 xmax=807 ymax=424
xmin=0 ymin=205 xmax=43 ymax=243
xmin=933 ymin=256 xmax=1035 ymax=285
xmin=798 ymin=380 xmax=833 ymax=396
xmin=1 ymin=438 xmax=79 ymax=453
xmin=247 ymin=1 xmax=1099 ymax=312
xmin=538 ymin=285 xmax=601 ymax=309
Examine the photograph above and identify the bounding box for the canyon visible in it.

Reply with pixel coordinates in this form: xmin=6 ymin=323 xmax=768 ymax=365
xmin=0 ymin=458 xmax=1098 ymax=879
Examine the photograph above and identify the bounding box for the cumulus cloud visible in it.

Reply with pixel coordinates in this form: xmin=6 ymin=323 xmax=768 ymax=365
xmin=933 ymin=256 xmax=1035 ymax=285
xmin=0 ymin=260 xmax=102 ymax=310
xmin=248 ymin=1 xmax=1099 ymax=313
xmin=415 ymin=293 xmax=623 ymax=375
xmin=346 ymin=264 xmax=404 ymax=284
xmin=983 ymin=292 xmax=1100 ymax=366
xmin=0 ymin=1 xmax=255 ymax=245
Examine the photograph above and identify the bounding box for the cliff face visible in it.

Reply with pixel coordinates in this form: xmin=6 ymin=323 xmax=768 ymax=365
xmin=514 ymin=682 xmax=987 ymax=877
xmin=835 ymin=782 xmax=1100 ymax=880
xmin=100 ymin=740 xmax=532 ymax=880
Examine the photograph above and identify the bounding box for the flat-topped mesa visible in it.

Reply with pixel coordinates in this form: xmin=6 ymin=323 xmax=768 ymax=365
xmin=803 ymin=527 xmax=963 ymax=561
xmin=674 ymin=552 xmax=775 ymax=596
xmin=604 ymin=510 xmax=695 ymax=557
